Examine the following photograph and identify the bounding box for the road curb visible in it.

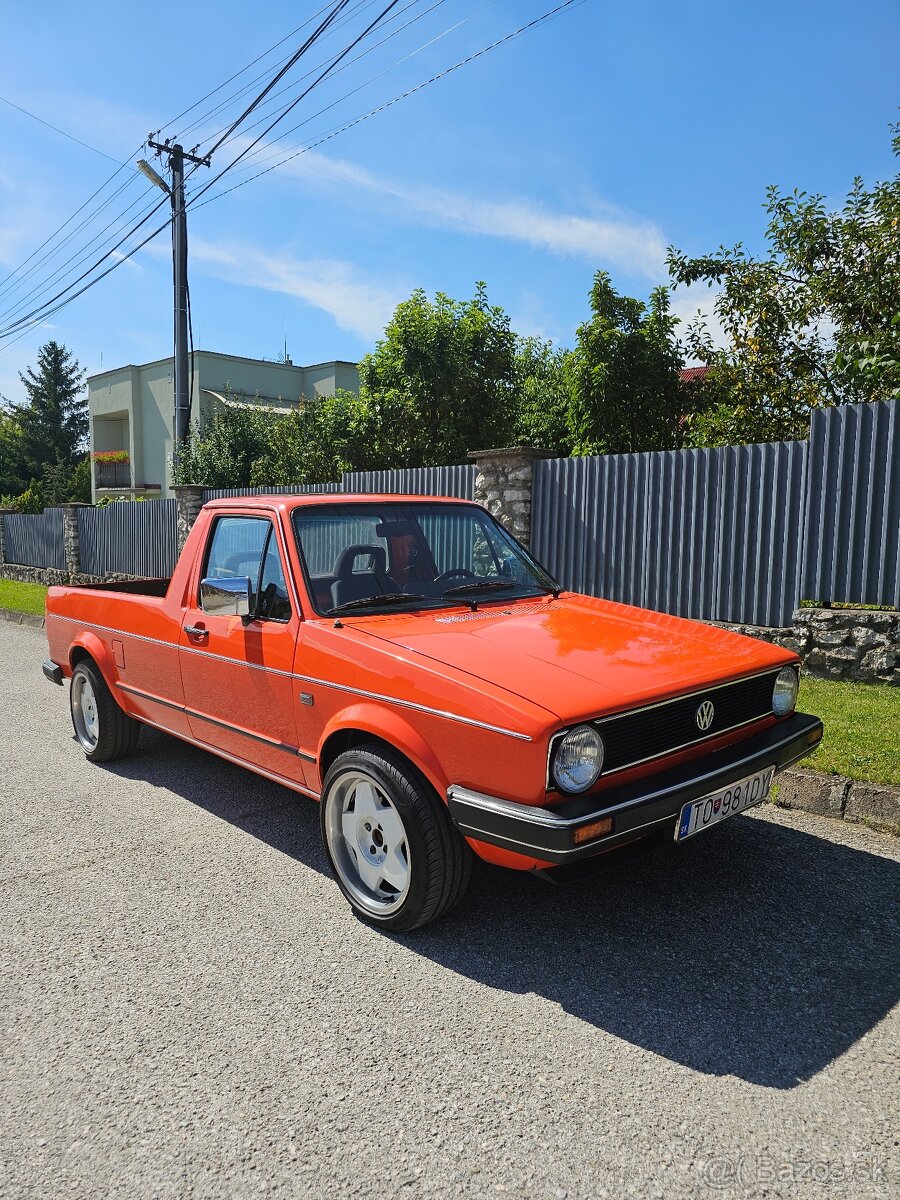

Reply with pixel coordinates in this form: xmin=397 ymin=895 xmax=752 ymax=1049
xmin=773 ymin=767 xmax=900 ymax=836
xmin=0 ymin=606 xmax=45 ymax=629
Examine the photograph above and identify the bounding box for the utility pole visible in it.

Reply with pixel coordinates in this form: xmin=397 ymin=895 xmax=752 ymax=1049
xmin=139 ymin=141 xmax=209 ymax=471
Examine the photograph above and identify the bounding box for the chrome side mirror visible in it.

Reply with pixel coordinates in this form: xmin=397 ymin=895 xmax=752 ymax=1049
xmin=200 ymin=576 xmax=253 ymax=620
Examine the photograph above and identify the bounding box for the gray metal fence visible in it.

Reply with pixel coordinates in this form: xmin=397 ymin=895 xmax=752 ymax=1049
xmin=77 ymin=500 xmax=179 ymax=578
xmin=3 ymin=400 xmax=897 ymax=622
xmin=3 ymin=508 xmax=66 ymax=570
xmin=802 ymin=400 xmax=900 ymax=608
xmin=202 ymin=484 xmax=342 ymax=501
xmin=342 ymin=465 xmax=476 ymax=498
xmin=533 ymin=439 xmax=810 ymax=627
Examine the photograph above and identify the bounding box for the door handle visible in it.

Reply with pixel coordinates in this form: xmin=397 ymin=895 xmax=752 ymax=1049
xmin=185 ymin=625 xmax=209 ymax=641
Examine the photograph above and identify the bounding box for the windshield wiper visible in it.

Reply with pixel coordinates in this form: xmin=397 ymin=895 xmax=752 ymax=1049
xmin=326 ymin=592 xmax=427 ymax=615
xmin=441 ymin=580 xmax=517 ymax=597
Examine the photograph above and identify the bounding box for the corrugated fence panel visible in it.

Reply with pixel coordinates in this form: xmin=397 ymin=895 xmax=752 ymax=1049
xmin=342 ymin=465 xmax=476 ymax=499
xmin=532 ymin=454 xmax=650 ymax=604
xmin=3 ymin=508 xmax=66 ymax=570
xmin=202 ymin=484 xmax=342 ymax=501
xmin=802 ymin=400 xmax=900 ymax=607
xmin=533 ymin=441 xmax=812 ymax=625
xmin=645 ymin=448 xmax=721 ymax=621
xmin=716 ymin=440 xmax=808 ymax=627
xmin=77 ymin=501 xmax=178 ymax=577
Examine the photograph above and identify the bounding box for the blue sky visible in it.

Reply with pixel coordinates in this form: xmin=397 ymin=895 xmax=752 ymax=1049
xmin=0 ymin=0 xmax=897 ymax=403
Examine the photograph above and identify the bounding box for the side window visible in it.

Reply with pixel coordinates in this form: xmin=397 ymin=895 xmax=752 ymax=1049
xmin=258 ymin=529 xmax=292 ymax=622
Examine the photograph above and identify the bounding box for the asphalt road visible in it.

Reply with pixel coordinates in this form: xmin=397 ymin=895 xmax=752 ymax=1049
xmin=1 ymin=620 xmax=898 ymax=1200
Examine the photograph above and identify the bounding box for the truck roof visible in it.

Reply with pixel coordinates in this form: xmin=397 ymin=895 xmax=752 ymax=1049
xmin=204 ymin=493 xmax=474 ymax=510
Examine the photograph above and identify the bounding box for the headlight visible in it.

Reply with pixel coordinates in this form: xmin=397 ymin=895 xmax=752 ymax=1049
xmin=772 ymin=666 xmax=799 ymax=717
xmin=552 ymin=725 xmax=604 ymax=793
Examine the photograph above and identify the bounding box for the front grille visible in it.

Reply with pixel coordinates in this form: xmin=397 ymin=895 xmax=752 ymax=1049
xmin=555 ymin=670 xmax=779 ymax=782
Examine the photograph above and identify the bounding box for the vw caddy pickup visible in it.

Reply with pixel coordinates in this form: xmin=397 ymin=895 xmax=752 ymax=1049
xmin=43 ymin=494 xmax=824 ymax=930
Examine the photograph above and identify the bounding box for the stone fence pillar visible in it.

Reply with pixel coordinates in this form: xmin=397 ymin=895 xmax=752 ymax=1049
xmin=61 ymin=503 xmax=90 ymax=576
xmin=467 ymin=446 xmax=551 ymax=549
xmin=173 ymin=484 xmax=205 ymax=553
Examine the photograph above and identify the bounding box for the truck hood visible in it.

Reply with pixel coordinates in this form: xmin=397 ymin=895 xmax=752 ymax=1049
xmin=355 ymin=593 xmax=793 ymax=724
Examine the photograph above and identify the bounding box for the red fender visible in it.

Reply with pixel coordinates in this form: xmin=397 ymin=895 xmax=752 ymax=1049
xmin=317 ymin=701 xmax=449 ymax=801
xmin=68 ymin=630 xmax=119 ymax=693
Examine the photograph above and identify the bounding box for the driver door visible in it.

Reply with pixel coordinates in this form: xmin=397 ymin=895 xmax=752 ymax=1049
xmin=179 ymin=512 xmax=307 ymax=785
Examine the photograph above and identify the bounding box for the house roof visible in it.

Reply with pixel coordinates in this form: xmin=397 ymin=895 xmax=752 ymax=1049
xmin=679 ymin=365 xmax=711 ymax=384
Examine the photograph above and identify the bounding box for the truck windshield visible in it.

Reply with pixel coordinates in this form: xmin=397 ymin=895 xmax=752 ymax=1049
xmin=292 ymin=501 xmax=560 ymax=616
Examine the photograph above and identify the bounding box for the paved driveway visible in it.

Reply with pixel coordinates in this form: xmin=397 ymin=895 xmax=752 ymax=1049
xmin=1 ymin=621 xmax=897 ymax=1198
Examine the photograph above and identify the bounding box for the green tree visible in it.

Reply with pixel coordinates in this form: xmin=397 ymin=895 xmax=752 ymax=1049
xmin=513 ymin=336 xmax=574 ymax=455
xmin=0 ymin=409 xmax=26 ymax=496
xmin=568 ymin=271 xmax=687 ymax=454
xmin=174 ymin=404 xmax=272 ymax=487
xmin=668 ymin=124 xmax=900 ymax=444
xmin=13 ymin=341 xmax=88 ymax=479
xmin=359 ymin=283 xmax=519 ymax=465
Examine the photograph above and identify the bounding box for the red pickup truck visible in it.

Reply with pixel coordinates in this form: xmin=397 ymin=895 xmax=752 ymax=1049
xmin=44 ymin=493 xmax=823 ymax=930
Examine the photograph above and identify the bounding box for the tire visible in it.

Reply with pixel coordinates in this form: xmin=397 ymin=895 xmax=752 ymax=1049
xmin=320 ymin=744 xmax=472 ymax=932
xmin=69 ymin=659 xmax=141 ymax=763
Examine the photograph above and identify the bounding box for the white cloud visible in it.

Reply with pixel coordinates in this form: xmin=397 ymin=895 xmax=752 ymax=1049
xmin=188 ymin=237 xmax=405 ymax=341
xmin=110 ymin=248 xmax=142 ymax=272
xmin=223 ymin=141 xmax=668 ymax=277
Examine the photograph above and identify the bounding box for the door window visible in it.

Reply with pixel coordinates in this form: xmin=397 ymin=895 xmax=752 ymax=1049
xmin=201 ymin=516 xmax=291 ymax=622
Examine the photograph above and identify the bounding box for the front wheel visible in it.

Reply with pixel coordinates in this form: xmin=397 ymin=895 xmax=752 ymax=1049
xmin=320 ymin=744 xmax=472 ymax=932
xmin=70 ymin=659 xmax=141 ymax=762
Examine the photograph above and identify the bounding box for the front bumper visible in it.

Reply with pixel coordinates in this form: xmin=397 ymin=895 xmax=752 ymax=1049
xmin=448 ymin=712 xmax=823 ymax=864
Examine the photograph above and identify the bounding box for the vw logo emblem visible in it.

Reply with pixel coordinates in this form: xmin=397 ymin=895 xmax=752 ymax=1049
xmin=696 ymin=700 xmax=715 ymax=731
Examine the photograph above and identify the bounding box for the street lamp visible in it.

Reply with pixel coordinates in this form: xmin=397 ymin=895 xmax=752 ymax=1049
xmin=136 ymin=158 xmax=170 ymax=195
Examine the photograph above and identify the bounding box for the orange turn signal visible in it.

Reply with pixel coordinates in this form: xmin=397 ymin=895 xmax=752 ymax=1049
xmin=807 ymin=727 xmax=823 ymax=744
xmin=572 ymin=817 xmax=614 ymax=845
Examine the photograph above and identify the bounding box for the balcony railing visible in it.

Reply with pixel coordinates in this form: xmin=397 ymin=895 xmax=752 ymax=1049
xmin=94 ymin=460 xmax=132 ymax=489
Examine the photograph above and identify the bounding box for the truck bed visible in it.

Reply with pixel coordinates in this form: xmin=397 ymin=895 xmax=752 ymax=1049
xmin=65 ymin=578 xmax=171 ymax=598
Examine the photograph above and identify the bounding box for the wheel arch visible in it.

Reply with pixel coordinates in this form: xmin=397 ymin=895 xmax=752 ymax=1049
xmin=317 ymin=703 xmax=449 ymax=800
xmin=69 ymin=632 xmax=117 ymax=689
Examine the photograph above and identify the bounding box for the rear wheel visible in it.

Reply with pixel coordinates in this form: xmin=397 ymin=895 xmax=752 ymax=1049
xmin=321 ymin=744 xmax=471 ymax=932
xmin=70 ymin=659 xmax=140 ymax=762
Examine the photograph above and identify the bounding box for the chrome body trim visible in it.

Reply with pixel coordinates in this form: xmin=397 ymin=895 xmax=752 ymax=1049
xmin=591 ymin=666 xmax=781 ymax=724
xmin=292 ymin=674 xmax=532 ymax=742
xmin=53 ymin=613 xmax=530 ymax=742
xmin=116 ymin=681 xmax=317 ymax=762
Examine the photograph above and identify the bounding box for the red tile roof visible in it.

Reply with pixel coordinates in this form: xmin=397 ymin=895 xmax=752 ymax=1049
xmin=679 ymin=365 xmax=711 ymax=383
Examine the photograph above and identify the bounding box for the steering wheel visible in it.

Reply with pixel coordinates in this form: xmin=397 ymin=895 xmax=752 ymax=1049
xmin=434 ymin=568 xmax=478 ymax=587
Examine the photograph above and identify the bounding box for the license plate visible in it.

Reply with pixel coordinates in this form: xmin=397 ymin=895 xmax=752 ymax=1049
xmin=675 ymin=766 xmax=775 ymax=842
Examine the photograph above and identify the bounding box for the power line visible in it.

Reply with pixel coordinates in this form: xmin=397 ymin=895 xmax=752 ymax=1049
xmin=0 ymin=0 xmax=583 ymax=344
xmin=161 ymin=0 xmax=355 ymax=139
xmin=0 ymin=5 xmax=359 ymax=316
xmin=171 ymin=0 xmax=381 ymax=146
xmin=192 ymin=0 xmax=440 ymax=152
xmin=0 ymin=0 xmax=368 ymax=338
xmin=0 ymin=173 xmax=145 ymax=313
xmin=0 ymin=93 xmax=125 ymax=164
xmin=0 ymin=0 xmax=415 ymax=326
xmin=192 ymin=0 xmax=584 ymax=207
xmin=202 ymin=0 xmax=353 ymax=160
xmin=181 ymin=0 xmax=406 ymax=214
